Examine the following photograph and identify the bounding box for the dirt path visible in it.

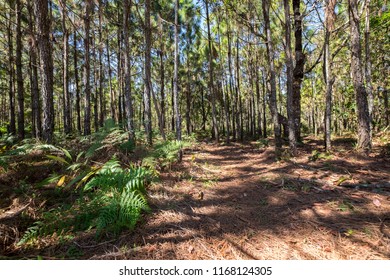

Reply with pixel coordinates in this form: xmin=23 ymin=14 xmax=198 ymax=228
xmin=78 ymin=141 xmax=389 ymax=260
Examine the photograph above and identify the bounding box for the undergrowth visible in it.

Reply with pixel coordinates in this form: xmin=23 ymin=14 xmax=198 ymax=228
xmin=1 ymin=121 xmax=192 ymax=248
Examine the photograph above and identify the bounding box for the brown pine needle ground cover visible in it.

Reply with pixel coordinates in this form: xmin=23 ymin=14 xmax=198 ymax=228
xmin=1 ymin=137 xmax=389 ymax=259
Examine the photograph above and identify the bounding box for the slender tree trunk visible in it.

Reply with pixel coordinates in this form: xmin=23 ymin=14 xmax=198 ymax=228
xmin=283 ymin=0 xmax=296 ymax=154
xmin=255 ymin=52 xmax=262 ymax=138
xmin=98 ymin=0 xmax=104 ymax=127
xmin=74 ymin=26 xmax=81 ymax=133
xmin=144 ymin=0 xmax=153 ymax=145
xmin=262 ymin=71 xmax=267 ymax=138
xmin=60 ymin=0 xmax=71 ymax=134
xmin=83 ymin=0 xmax=92 ymax=135
xmin=292 ymin=0 xmax=304 ymax=142
xmin=16 ymin=0 xmax=24 ymax=140
xmin=123 ymin=0 xmax=135 ymax=139
xmin=173 ymin=0 xmax=182 ymax=159
xmin=365 ymin=0 xmax=373 ymax=133
xmin=324 ymin=0 xmax=336 ymax=151
xmin=236 ymin=37 xmax=243 ymax=141
xmin=27 ymin=0 xmax=41 ymax=138
xmin=7 ymin=1 xmax=16 ymax=135
xmin=117 ymin=24 xmax=123 ymax=126
xmin=201 ymin=85 xmax=206 ymax=131
xmin=159 ymin=19 xmax=166 ymax=131
xmin=348 ymin=0 xmax=371 ymax=153
xmin=186 ymin=25 xmax=192 ymax=136
xmin=35 ymin=0 xmax=54 ymax=142
xmin=106 ymin=39 xmax=116 ymax=122
xmin=262 ymin=0 xmax=281 ymax=154
xmin=205 ymin=0 xmax=219 ymax=142
xmin=227 ymin=25 xmax=236 ymax=140
xmin=92 ymin=30 xmax=99 ymax=132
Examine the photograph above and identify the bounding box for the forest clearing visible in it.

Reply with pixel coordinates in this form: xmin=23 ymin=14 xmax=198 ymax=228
xmin=0 ymin=0 xmax=389 ymax=260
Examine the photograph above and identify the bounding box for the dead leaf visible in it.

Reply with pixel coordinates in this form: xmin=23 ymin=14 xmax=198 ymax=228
xmin=187 ymin=245 xmax=194 ymax=254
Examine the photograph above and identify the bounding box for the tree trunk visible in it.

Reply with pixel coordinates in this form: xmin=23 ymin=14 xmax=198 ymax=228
xmin=262 ymin=0 xmax=281 ymax=154
xmin=60 ymin=0 xmax=71 ymax=135
xmin=35 ymin=0 xmax=54 ymax=143
xmin=106 ymin=39 xmax=116 ymax=123
xmin=292 ymin=0 xmax=304 ymax=142
xmin=186 ymin=24 xmax=192 ymax=136
xmin=83 ymin=0 xmax=92 ymax=135
xmin=283 ymin=0 xmax=296 ymax=154
xmin=16 ymin=0 xmax=24 ymax=140
xmin=365 ymin=0 xmax=373 ymax=133
xmin=174 ymin=0 xmax=182 ymax=157
xmin=123 ymin=0 xmax=135 ymax=140
xmin=324 ymin=0 xmax=336 ymax=152
xmin=236 ymin=37 xmax=243 ymax=141
xmin=98 ymin=0 xmax=104 ymax=127
xmin=159 ymin=19 xmax=166 ymax=132
xmin=205 ymin=0 xmax=219 ymax=143
xmin=7 ymin=1 xmax=16 ymax=135
xmin=27 ymin=0 xmax=41 ymax=139
xmin=74 ymin=26 xmax=81 ymax=133
xmin=348 ymin=0 xmax=371 ymax=153
xmin=144 ymin=0 xmax=153 ymax=145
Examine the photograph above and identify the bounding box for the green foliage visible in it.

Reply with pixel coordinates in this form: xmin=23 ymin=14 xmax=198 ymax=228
xmin=256 ymin=138 xmax=269 ymax=148
xmin=18 ymin=157 xmax=152 ymax=244
xmin=308 ymin=150 xmax=333 ymax=161
xmin=142 ymin=140 xmax=190 ymax=171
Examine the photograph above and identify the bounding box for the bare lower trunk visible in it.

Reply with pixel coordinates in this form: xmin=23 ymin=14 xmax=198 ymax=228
xmin=27 ymin=0 xmax=41 ymax=138
xmin=123 ymin=0 xmax=134 ymax=139
xmin=35 ymin=0 xmax=54 ymax=142
xmin=174 ymin=0 xmax=182 ymax=160
xmin=83 ymin=0 xmax=92 ymax=135
xmin=60 ymin=0 xmax=71 ymax=134
xmin=7 ymin=3 xmax=16 ymax=135
xmin=262 ymin=0 xmax=281 ymax=154
xmin=365 ymin=0 xmax=373 ymax=133
xmin=283 ymin=0 xmax=296 ymax=154
xmin=292 ymin=0 xmax=304 ymax=142
xmin=206 ymin=0 xmax=219 ymax=142
xmin=144 ymin=0 xmax=153 ymax=145
xmin=16 ymin=0 xmax=24 ymax=140
xmin=348 ymin=0 xmax=371 ymax=153
xmin=74 ymin=27 xmax=81 ymax=133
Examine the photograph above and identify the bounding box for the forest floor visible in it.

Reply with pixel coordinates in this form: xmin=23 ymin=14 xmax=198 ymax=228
xmin=1 ymin=136 xmax=390 ymax=259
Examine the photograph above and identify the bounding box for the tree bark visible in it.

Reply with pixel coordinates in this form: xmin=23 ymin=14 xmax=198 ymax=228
xmin=348 ymin=0 xmax=371 ymax=153
xmin=74 ymin=26 xmax=81 ymax=133
xmin=144 ymin=0 xmax=153 ymax=145
xmin=173 ymin=0 xmax=182 ymax=154
xmin=262 ymin=0 xmax=282 ymax=154
xmin=60 ymin=0 xmax=71 ymax=134
xmin=106 ymin=39 xmax=116 ymax=123
xmin=27 ymin=0 xmax=41 ymax=139
xmin=324 ymin=0 xmax=336 ymax=152
xmin=364 ymin=0 xmax=373 ymax=133
xmin=123 ymin=0 xmax=135 ymax=140
xmin=7 ymin=1 xmax=16 ymax=135
xmin=83 ymin=0 xmax=92 ymax=135
xmin=205 ymin=0 xmax=219 ymax=142
xmin=283 ymin=0 xmax=296 ymax=154
xmin=35 ymin=0 xmax=54 ymax=143
xmin=98 ymin=0 xmax=104 ymax=127
xmin=16 ymin=0 xmax=24 ymax=140
xmin=292 ymin=0 xmax=305 ymax=142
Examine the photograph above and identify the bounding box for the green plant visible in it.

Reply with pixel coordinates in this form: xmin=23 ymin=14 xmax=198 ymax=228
xmin=256 ymin=138 xmax=269 ymax=148
xmin=309 ymin=150 xmax=333 ymax=161
xmin=18 ymin=157 xmax=152 ymax=244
